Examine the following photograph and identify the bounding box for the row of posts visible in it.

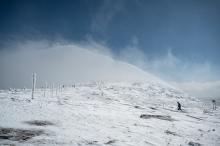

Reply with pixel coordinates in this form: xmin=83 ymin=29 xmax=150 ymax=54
xmin=31 ymin=73 xmax=75 ymax=99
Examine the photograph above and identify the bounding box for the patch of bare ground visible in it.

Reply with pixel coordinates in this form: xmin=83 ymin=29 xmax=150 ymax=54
xmin=188 ymin=141 xmax=202 ymax=146
xmin=140 ymin=114 xmax=176 ymax=121
xmin=24 ymin=120 xmax=54 ymax=126
xmin=0 ymin=127 xmax=44 ymax=142
xmin=164 ymin=130 xmax=180 ymax=136
xmin=105 ymin=139 xmax=117 ymax=144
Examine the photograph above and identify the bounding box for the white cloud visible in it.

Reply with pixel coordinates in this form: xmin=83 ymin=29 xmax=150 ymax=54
xmin=0 ymin=40 xmax=161 ymax=89
xmin=117 ymin=41 xmax=220 ymax=98
xmin=171 ymin=81 xmax=220 ymax=98
xmin=118 ymin=36 xmax=146 ymax=67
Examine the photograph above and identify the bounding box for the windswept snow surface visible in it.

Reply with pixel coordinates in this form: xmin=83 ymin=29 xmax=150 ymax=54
xmin=0 ymin=81 xmax=220 ymax=146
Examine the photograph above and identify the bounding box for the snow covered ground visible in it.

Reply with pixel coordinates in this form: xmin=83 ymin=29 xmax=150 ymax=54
xmin=0 ymin=81 xmax=220 ymax=146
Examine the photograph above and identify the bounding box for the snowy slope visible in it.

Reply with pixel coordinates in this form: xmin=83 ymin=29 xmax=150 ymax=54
xmin=0 ymin=81 xmax=220 ymax=146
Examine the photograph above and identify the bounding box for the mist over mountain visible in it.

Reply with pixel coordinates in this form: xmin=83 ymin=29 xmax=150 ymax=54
xmin=0 ymin=41 xmax=166 ymax=89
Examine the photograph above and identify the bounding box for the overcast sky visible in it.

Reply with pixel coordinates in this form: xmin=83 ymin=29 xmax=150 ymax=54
xmin=0 ymin=0 xmax=220 ymax=98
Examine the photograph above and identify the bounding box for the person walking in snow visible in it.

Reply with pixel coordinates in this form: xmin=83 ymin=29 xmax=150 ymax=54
xmin=212 ymin=99 xmax=216 ymax=110
xmin=177 ymin=102 xmax=182 ymax=111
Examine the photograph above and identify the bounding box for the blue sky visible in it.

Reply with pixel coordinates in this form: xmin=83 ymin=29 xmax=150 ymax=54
xmin=0 ymin=0 xmax=220 ymax=97
xmin=1 ymin=0 xmax=220 ymax=62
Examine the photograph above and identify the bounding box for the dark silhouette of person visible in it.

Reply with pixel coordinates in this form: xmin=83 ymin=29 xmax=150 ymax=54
xmin=177 ymin=102 xmax=182 ymax=111
xmin=212 ymin=100 xmax=216 ymax=110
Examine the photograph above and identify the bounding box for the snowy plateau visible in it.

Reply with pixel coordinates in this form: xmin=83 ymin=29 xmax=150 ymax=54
xmin=0 ymin=80 xmax=220 ymax=146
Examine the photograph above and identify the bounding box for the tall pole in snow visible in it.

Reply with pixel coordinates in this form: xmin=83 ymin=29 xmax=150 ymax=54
xmin=44 ymin=82 xmax=47 ymax=97
xmin=51 ymin=83 xmax=54 ymax=97
xmin=32 ymin=73 xmax=37 ymax=99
